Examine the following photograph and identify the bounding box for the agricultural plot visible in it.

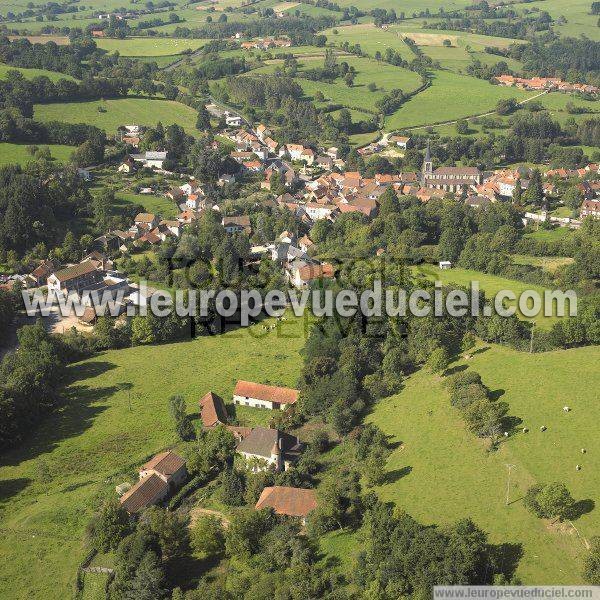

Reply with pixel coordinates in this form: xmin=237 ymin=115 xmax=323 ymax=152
xmin=524 ymin=0 xmax=600 ymax=41
xmin=95 ymin=37 xmax=209 ymax=57
xmin=249 ymin=55 xmax=422 ymax=114
xmin=364 ymin=344 xmax=600 ymax=583
xmin=322 ymin=23 xmax=415 ymax=60
xmin=0 ymin=143 xmax=75 ymax=166
xmin=411 ymin=264 xmax=564 ymax=329
xmin=0 ymin=63 xmax=77 ymax=82
xmin=384 ymin=69 xmax=535 ymax=130
xmin=0 ymin=316 xmax=307 ymax=600
xmin=34 ymin=97 xmax=200 ymax=136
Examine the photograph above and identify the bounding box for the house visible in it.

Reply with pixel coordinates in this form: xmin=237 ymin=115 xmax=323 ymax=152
xmin=439 ymin=261 xmax=452 ymax=270
xmin=47 ymin=262 xmax=103 ymax=295
xmin=222 ymin=215 xmax=251 ymax=235
xmin=315 ymin=155 xmax=334 ymax=170
xmin=389 ymin=135 xmax=411 ymax=149
xmin=243 ymin=160 xmax=263 ymax=172
xmin=118 ymin=157 xmax=137 ymax=174
xmin=233 ymin=380 xmax=299 ymax=410
xmin=288 ymin=262 xmax=335 ymax=288
xmin=299 ymin=235 xmax=314 ymax=253
xmin=120 ymin=450 xmax=187 ymax=515
xmin=255 ymin=486 xmax=317 ymax=523
xmin=218 ymin=173 xmax=235 ymax=186
xmin=264 ymin=137 xmax=279 ymax=153
xmin=134 ymin=213 xmax=159 ymax=229
xmin=131 ymin=151 xmax=168 ymax=169
xmin=139 ymin=450 xmax=187 ymax=488
xmin=256 ymin=124 xmax=270 ymax=141
xmin=186 ymin=194 xmax=204 ymax=210
xmin=236 ymin=427 xmax=304 ymax=472
xmin=200 ymin=391 xmax=229 ymax=428
xmin=77 ymin=168 xmax=92 ymax=181
xmin=580 ymin=199 xmax=600 ymax=219
xmin=300 ymin=148 xmax=315 ymax=165
xmin=422 ymin=144 xmax=482 ymax=192
xmin=27 ymin=259 xmax=61 ymax=287
xmin=225 ymin=113 xmax=242 ymax=127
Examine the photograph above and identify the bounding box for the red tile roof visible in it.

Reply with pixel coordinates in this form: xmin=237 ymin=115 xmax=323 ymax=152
xmin=234 ymin=380 xmax=299 ymax=405
xmin=142 ymin=450 xmax=185 ymax=479
xmin=255 ymin=486 xmax=317 ymax=518
xmin=120 ymin=473 xmax=168 ymax=514
xmin=200 ymin=392 xmax=228 ymax=427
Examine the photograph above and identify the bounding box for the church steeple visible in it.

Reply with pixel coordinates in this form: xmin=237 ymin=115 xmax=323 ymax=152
xmin=422 ymin=139 xmax=433 ymax=182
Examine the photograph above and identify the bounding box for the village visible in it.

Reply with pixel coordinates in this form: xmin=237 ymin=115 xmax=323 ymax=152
xmin=17 ymin=115 xmax=599 ymax=326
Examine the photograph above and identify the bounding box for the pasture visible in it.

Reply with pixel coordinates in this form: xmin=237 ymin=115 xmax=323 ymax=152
xmin=0 ymin=315 xmax=307 ymax=599
xmin=0 ymin=143 xmax=75 ymax=166
xmin=411 ymin=264 xmax=564 ymax=329
xmin=365 ymin=343 xmax=600 ymax=583
xmin=249 ymin=55 xmax=422 ymax=114
xmin=34 ymin=97 xmax=200 ymax=135
xmin=95 ymin=37 xmax=208 ymax=57
xmin=384 ymin=69 xmax=535 ymax=130
xmin=0 ymin=63 xmax=77 ymax=82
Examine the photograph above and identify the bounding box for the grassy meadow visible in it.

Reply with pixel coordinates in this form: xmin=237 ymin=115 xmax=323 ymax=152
xmin=249 ymin=55 xmax=422 ymax=114
xmin=361 ymin=344 xmax=600 ymax=583
xmin=0 ymin=315 xmax=308 ymax=599
xmin=385 ymin=69 xmax=535 ymax=130
xmin=113 ymin=191 xmax=179 ymax=219
xmin=34 ymin=97 xmax=200 ymax=135
xmin=95 ymin=37 xmax=208 ymax=57
xmin=411 ymin=264 xmax=565 ymax=329
xmin=0 ymin=142 xmax=75 ymax=166
xmin=0 ymin=63 xmax=77 ymax=82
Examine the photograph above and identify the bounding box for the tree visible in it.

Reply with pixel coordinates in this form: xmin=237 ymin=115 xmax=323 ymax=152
xmin=426 ymin=346 xmax=450 ymax=374
xmin=583 ymin=537 xmax=600 ymax=584
xmin=456 ymin=120 xmax=469 ymax=135
xmin=145 ymin=507 xmax=191 ymax=560
xmin=496 ymin=97 xmax=518 ymax=116
xmin=522 ymin=169 xmax=544 ymax=207
xmin=92 ymin=500 xmax=131 ymax=552
xmin=344 ymin=72 xmax=355 ymax=87
xmin=367 ymin=82 xmax=377 ymax=92
xmin=191 ymin=515 xmax=225 ymax=557
xmin=124 ymin=551 xmax=167 ymax=600
xmin=536 ymin=482 xmax=575 ymax=521
xmin=563 ymin=186 xmax=583 ymax=211
xmin=196 ymin=105 xmax=211 ymax=132
xmin=168 ymin=394 xmax=194 ymax=441
xmin=219 ymin=468 xmax=246 ymax=506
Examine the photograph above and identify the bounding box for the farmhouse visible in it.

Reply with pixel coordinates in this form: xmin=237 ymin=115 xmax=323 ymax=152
xmin=200 ymin=391 xmax=229 ymax=428
xmin=120 ymin=450 xmax=187 ymax=515
xmin=236 ymin=427 xmax=304 ymax=472
xmin=130 ymin=151 xmax=168 ymax=169
xmin=27 ymin=259 xmax=61 ymax=287
xmin=580 ymin=199 xmax=600 ymax=218
xmin=47 ymin=261 xmax=103 ymax=295
xmin=255 ymin=486 xmax=317 ymax=523
xmin=388 ymin=135 xmax=411 ymax=149
xmin=288 ymin=262 xmax=335 ymax=289
xmin=222 ymin=215 xmax=252 ymax=234
xmin=233 ymin=380 xmax=299 ymax=410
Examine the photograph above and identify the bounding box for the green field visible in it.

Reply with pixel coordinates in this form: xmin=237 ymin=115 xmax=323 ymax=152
xmin=362 ymin=344 xmax=600 ymax=583
xmin=0 ymin=63 xmax=77 ymax=82
xmin=0 ymin=316 xmax=307 ymax=600
xmin=34 ymin=97 xmax=200 ymax=135
xmin=95 ymin=37 xmax=208 ymax=57
xmin=0 ymin=142 xmax=75 ymax=166
xmin=81 ymin=571 xmax=110 ymax=600
xmin=323 ymin=23 xmax=415 ymax=60
xmin=512 ymin=255 xmax=575 ymax=273
xmin=524 ymin=227 xmax=576 ymax=242
xmin=412 ymin=264 xmax=564 ymax=329
xmin=249 ymin=55 xmax=422 ymax=114
xmin=113 ymin=191 xmax=179 ymax=219
xmin=385 ymin=69 xmax=535 ymax=130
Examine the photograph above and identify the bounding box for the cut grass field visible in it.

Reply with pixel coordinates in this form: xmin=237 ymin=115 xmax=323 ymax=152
xmin=249 ymin=55 xmax=422 ymax=113
xmin=34 ymin=97 xmax=200 ymax=135
xmin=512 ymin=255 xmax=575 ymax=273
xmin=411 ymin=264 xmax=563 ymax=329
xmin=385 ymin=69 xmax=535 ymax=130
xmin=0 ymin=142 xmax=75 ymax=166
xmin=0 ymin=63 xmax=77 ymax=82
xmin=95 ymin=37 xmax=208 ymax=57
xmin=0 ymin=316 xmax=307 ymax=600
xmin=361 ymin=343 xmax=600 ymax=583
xmin=113 ymin=191 xmax=179 ymax=219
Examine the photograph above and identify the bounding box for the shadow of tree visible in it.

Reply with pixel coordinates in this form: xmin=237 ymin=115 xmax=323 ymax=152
xmin=489 ymin=388 xmax=506 ymax=401
xmin=444 ymin=364 xmax=468 ymax=377
xmin=0 ymin=359 xmax=118 ymax=468
xmin=0 ymin=477 xmax=31 ymax=504
xmin=568 ymin=499 xmax=595 ymax=521
xmin=489 ymin=542 xmax=523 ymax=582
xmin=382 ymin=465 xmax=412 ymax=485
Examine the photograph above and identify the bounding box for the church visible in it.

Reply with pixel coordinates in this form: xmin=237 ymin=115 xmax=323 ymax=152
xmin=422 ymin=143 xmax=482 ymax=192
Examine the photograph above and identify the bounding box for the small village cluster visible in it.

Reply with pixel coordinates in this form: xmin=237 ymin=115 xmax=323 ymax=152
xmin=118 ymin=382 xmax=317 ymax=524
xmin=494 ymin=74 xmax=600 ymax=95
